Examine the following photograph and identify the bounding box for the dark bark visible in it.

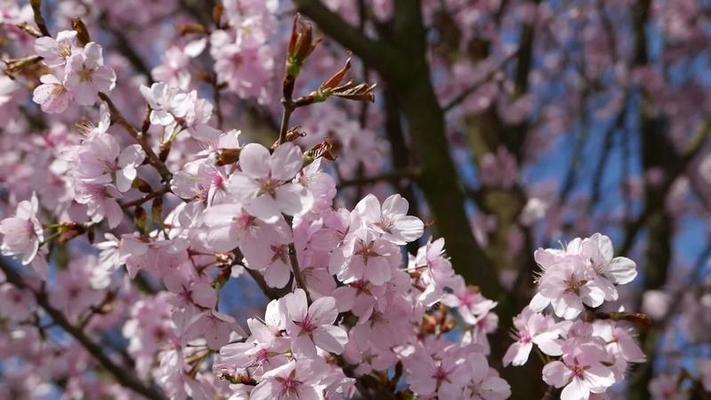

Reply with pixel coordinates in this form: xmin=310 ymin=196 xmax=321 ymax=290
xmin=293 ymin=0 xmax=504 ymax=300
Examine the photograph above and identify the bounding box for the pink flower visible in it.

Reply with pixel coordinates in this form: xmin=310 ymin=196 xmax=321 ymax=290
xmin=592 ymin=320 xmax=646 ymax=364
xmin=49 ymin=255 xmax=105 ymax=322
xmin=0 ymin=75 xmax=19 ymax=109
xmin=0 ymin=285 xmax=36 ymax=321
xmin=152 ymin=46 xmax=192 ymax=89
xmin=74 ymin=132 xmax=145 ymax=192
xmin=342 ymin=331 xmax=396 ymax=375
xmin=0 ymin=194 xmax=44 ymax=265
xmin=245 ymin=240 xmax=293 ymax=289
xmin=217 ymin=298 xmax=290 ymax=377
xmin=295 ymin=159 xmax=336 ymax=212
xmin=464 ymin=353 xmax=512 ymax=400
xmin=34 ymin=30 xmax=77 ymax=68
xmin=542 ymin=341 xmax=616 ymax=400
xmin=531 ymin=256 xmax=607 ymax=320
xmin=210 ymin=30 xmax=274 ymax=102
xmin=74 ymin=183 xmax=124 ymax=228
xmin=641 ymin=289 xmax=671 ymax=320
xmin=329 ymin=228 xmax=401 ymax=286
xmin=230 ymin=143 xmax=313 ymax=223
xmin=33 ymin=73 xmax=71 ymax=113
xmin=579 ymin=233 xmax=638 ymax=285
xmin=204 ymin=205 xmax=295 ymax=288
xmin=408 ymin=237 xmax=456 ymax=305
xmin=284 ymin=289 xmax=348 ymax=356
xmin=480 ymin=146 xmax=518 ymax=189
xmin=140 ymin=82 xmax=189 ymax=126
xmin=442 ymin=277 xmax=498 ymax=325
xmin=503 ymin=307 xmax=562 ymax=366
xmin=355 ymin=193 xmax=424 ymax=245
xmin=195 ymin=310 xmax=243 ymax=350
xmin=203 ymin=203 xmax=290 ymax=252
xmin=250 ymin=360 xmax=325 ymax=400
xmin=65 ymin=42 xmax=116 ymax=106
xmin=402 ymin=339 xmax=478 ymax=397
xmin=332 ymin=280 xmax=385 ymax=323
xmin=119 ymin=236 xmax=189 ymax=279
xmin=163 ymin=273 xmax=217 ymax=310
xmin=649 ymin=374 xmax=682 ymax=400
xmin=172 ymin=160 xmax=229 ymax=206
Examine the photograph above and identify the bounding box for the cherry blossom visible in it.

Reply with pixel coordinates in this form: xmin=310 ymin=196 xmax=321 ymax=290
xmin=140 ymin=82 xmax=189 ymax=126
xmin=32 ymin=73 xmax=72 ymax=113
xmin=0 ymin=2 xmax=682 ymax=399
xmin=250 ymin=360 xmax=326 ymax=400
xmin=65 ymin=43 xmax=117 ymax=106
xmin=0 ymin=194 xmax=44 ymax=265
xmin=0 ymin=284 xmax=36 ymax=321
xmin=355 ymin=193 xmax=424 ymax=245
xmin=542 ymin=341 xmax=616 ymax=400
xmin=502 ymin=307 xmax=562 ymax=366
xmin=649 ymin=374 xmax=683 ymax=400
xmin=283 ymin=288 xmax=348 ymax=355
xmin=230 ymin=143 xmax=313 ymax=223
xmin=34 ymin=30 xmax=77 ymax=68
xmin=72 ymin=130 xmax=145 ymax=192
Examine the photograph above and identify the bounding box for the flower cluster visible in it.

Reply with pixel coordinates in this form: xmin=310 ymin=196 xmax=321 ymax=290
xmin=0 ymin=53 xmax=512 ymax=395
xmin=33 ymin=31 xmax=116 ymax=113
xmin=504 ymin=234 xmax=645 ymax=400
xmin=208 ymin=0 xmax=278 ymax=103
xmin=0 ymin=2 xmax=675 ymax=399
xmin=208 ymin=190 xmax=509 ymax=399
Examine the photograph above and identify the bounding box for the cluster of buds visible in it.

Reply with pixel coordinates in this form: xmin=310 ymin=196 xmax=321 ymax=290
xmin=283 ymin=16 xmax=375 ymax=109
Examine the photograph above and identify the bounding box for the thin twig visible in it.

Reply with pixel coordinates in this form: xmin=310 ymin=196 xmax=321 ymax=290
xmin=283 ymin=216 xmax=312 ymax=303
xmin=30 ymin=0 xmax=50 ymax=37
xmin=618 ymin=116 xmax=711 ymax=256
xmin=98 ymin=93 xmax=173 ymax=182
xmin=443 ymin=50 xmax=519 ymax=113
xmin=120 ymin=185 xmax=171 ymax=209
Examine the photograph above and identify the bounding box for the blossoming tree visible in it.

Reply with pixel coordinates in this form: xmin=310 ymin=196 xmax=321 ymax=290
xmin=0 ymin=0 xmax=710 ymax=399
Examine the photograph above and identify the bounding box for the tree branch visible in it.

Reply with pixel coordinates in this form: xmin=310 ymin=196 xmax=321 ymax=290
xmin=99 ymin=93 xmax=173 ymax=182
xmin=0 ymin=259 xmax=167 ymax=400
xmin=618 ymin=116 xmax=711 ymax=256
xmin=292 ymin=0 xmax=404 ymax=79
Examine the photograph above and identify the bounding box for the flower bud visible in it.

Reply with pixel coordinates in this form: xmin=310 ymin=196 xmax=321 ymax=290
xmin=57 ymin=222 xmax=85 ymax=244
xmin=178 ymin=23 xmax=208 ymax=36
xmin=272 ymin=126 xmax=305 ymax=149
xmin=216 ymin=148 xmax=241 ymax=166
xmin=303 ymin=139 xmax=338 ymax=166
xmin=71 ymin=18 xmax=91 ymax=46
xmin=286 ymin=14 xmax=321 ymax=78
xmin=151 ymin=197 xmax=163 ymax=226
xmin=213 ymin=3 xmax=225 ymax=28
xmin=134 ymin=206 xmax=148 ymax=234
xmin=133 ymin=178 xmax=153 ymax=193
